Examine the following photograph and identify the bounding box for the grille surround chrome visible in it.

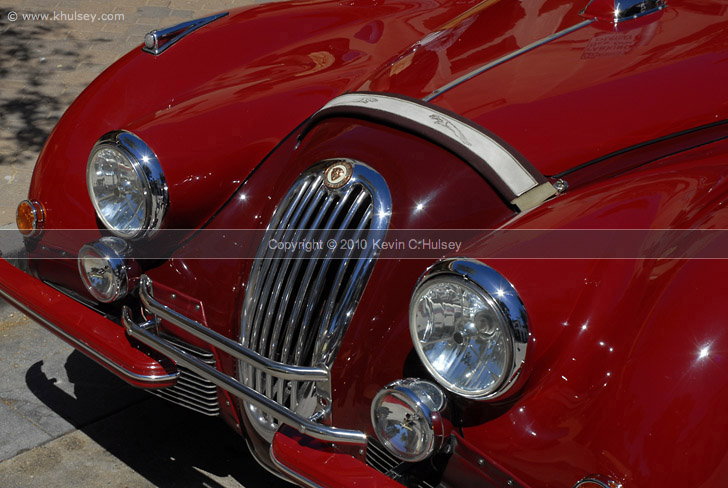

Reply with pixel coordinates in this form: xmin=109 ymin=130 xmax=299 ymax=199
xmin=239 ymin=159 xmax=391 ymax=442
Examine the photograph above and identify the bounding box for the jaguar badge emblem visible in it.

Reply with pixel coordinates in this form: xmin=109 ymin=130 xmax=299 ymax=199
xmin=324 ymin=161 xmax=353 ymax=189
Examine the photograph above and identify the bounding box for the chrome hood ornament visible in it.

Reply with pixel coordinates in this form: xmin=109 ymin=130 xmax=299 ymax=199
xmin=581 ymin=0 xmax=666 ymax=23
xmin=143 ymin=12 xmax=228 ymax=55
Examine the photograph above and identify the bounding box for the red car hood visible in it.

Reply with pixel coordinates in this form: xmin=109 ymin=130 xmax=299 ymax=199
xmin=362 ymin=0 xmax=728 ymax=177
xmin=28 ymin=0 xmax=728 ymax=241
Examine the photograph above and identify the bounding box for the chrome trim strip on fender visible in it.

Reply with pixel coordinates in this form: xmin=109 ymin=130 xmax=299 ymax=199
xmin=0 ymin=284 xmax=178 ymax=385
xmin=122 ymin=308 xmax=367 ymax=444
xmin=303 ymin=93 xmax=556 ymax=210
xmin=318 ymin=94 xmax=537 ymax=196
xmin=423 ymin=19 xmax=594 ymax=102
xmin=143 ymin=12 xmax=228 ymax=55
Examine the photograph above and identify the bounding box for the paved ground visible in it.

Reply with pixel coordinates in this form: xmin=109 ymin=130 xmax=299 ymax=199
xmin=0 ymin=0 xmax=246 ymax=226
xmin=0 ymin=1 xmax=294 ymax=487
xmin=0 ymin=298 xmax=291 ymax=488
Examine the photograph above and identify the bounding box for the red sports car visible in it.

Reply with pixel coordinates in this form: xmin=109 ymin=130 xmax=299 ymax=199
xmin=2 ymin=0 xmax=728 ymax=486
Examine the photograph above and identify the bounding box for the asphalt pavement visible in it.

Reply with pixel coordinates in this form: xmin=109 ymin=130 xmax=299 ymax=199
xmin=0 ymin=1 xmax=295 ymax=486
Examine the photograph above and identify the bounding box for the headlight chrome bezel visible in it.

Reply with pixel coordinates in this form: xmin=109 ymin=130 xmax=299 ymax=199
xmin=410 ymin=259 xmax=530 ymax=401
xmin=87 ymin=130 xmax=168 ymax=240
xmin=370 ymin=379 xmax=448 ymax=462
xmin=78 ymin=236 xmax=138 ymax=303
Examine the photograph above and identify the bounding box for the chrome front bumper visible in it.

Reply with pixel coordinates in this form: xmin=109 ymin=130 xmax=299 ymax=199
xmin=121 ymin=275 xmax=367 ymax=445
xmin=0 ymin=257 xmax=178 ymax=387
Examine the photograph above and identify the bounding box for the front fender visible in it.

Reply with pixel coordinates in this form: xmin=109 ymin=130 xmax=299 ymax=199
xmin=443 ymin=137 xmax=728 ymax=487
xmin=29 ymin=0 xmax=479 ymax=239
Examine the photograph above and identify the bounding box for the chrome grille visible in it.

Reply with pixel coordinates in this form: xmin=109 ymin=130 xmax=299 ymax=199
xmin=366 ymin=437 xmax=403 ymax=476
xmin=367 ymin=438 xmax=439 ymax=488
xmin=239 ymin=159 xmax=391 ymax=441
xmin=149 ymin=336 xmax=220 ymax=416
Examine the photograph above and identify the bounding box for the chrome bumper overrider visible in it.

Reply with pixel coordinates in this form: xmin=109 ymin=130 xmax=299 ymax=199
xmin=121 ymin=275 xmax=367 ymax=445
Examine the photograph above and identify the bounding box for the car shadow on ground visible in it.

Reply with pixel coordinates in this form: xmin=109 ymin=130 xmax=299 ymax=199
xmin=25 ymin=350 xmax=292 ymax=488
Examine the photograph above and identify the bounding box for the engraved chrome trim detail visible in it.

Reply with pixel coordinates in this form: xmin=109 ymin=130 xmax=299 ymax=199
xmin=88 ymin=131 xmax=168 ymax=240
xmin=240 ymin=159 xmax=391 ymax=442
xmin=581 ymin=0 xmax=666 ymax=23
xmin=423 ymin=20 xmax=594 ymax=102
xmin=574 ymin=475 xmax=624 ymax=488
xmin=411 ymin=259 xmax=530 ymax=401
xmin=143 ymin=12 xmax=228 ymax=55
xmin=121 ymin=288 xmax=368 ymax=444
xmin=316 ymin=94 xmax=540 ymax=198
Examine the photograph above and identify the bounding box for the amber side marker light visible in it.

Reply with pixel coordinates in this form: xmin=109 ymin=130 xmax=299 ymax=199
xmin=16 ymin=200 xmax=46 ymax=238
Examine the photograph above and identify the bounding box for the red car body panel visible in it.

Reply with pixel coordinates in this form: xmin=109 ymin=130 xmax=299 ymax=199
xmin=427 ymin=2 xmax=728 ymax=178
xmin=426 ymin=139 xmax=728 ymax=487
xmin=271 ymin=429 xmax=405 ymax=488
xmin=28 ymin=0 xmax=480 ymax=239
xmin=2 ymin=0 xmax=728 ymax=487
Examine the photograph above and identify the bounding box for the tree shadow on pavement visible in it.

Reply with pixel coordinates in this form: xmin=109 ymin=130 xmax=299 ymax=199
xmin=25 ymin=351 xmax=292 ymax=488
xmin=0 ymin=8 xmax=87 ymax=166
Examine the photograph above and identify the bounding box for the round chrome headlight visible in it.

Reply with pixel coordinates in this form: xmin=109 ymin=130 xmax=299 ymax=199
xmin=410 ymin=259 xmax=529 ymax=400
xmin=78 ymin=237 xmax=137 ymax=303
xmin=371 ymin=379 xmax=448 ymax=462
xmin=87 ymin=131 xmax=167 ymax=239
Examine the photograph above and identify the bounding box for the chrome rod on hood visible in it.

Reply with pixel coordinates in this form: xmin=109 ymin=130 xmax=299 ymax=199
xmin=423 ymin=19 xmax=594 ymax=102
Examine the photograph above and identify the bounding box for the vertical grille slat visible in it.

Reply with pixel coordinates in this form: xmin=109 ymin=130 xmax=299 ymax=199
xmin=252 ymin=180 xmax=316 ymax=350
xmin=270 ymin=194 xmax=337 ymax=405
xmin=277 ymin=185 xmax=358 ymax=368
xmin=293 ymin=189 xmax=368 ymax=366
xmin=239 ymin=160 xmax=391 ymax=442
xmin=257 ymin=182 xmax=324 ymax=356
xmin=246 ymin=176 xmax=321 ymax=351
xmin=248 ymin=178 xmax=324 ymax=410
xmin=265 ymin=187 xmax=331 ymax=362
xmin=315 ymin=205 xmax=372 ymax=356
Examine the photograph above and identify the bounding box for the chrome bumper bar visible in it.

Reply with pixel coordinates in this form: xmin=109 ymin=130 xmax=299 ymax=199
xmin=122 ymin=275 xmax=367 ymax=445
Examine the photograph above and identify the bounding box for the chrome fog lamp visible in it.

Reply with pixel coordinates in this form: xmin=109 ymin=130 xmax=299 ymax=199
xmin=87 ymin=131 xmax=168 ymax=239
xmin=371 ymin=379 xmax=448 ymax=462
xmin=78 ymin=237 xmax=138 ymax=303
xmin=410 ymin=259 xmax=529 ymax=400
